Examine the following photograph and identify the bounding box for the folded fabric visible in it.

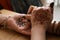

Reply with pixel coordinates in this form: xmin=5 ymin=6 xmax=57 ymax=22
xmin=0 ymin=4 xmax=3 ymax=10
xmin=10 ymin=0 xmax=43 ymax=14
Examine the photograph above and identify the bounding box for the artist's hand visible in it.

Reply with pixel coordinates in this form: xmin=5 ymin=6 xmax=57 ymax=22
xmin=30 ymin=3 xmax=54 ymax=40
xmin=32 ymin=7 xmax=53 ymax=26
xmin=31 ymin=5 xmax=54 ymax=30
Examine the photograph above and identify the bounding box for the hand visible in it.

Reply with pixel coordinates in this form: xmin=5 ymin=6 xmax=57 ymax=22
xmin=6 ymin=14 xmax=31 ymax=35
xmin=31 ymin=6 xmax=53 ymax=28
xmin=30 ymin=2 xmax=54 ymax=40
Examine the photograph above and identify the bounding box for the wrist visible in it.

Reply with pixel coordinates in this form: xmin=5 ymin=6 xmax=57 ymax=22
xmin=31 ymin=24 xmax=46 ymax=40
xmin=32 ymin=24 xmax=47 ymax=29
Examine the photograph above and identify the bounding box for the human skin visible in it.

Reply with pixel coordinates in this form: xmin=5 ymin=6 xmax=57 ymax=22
xmin=12 ymin=14 xmax=60 ymax=36
xmin=6 ymin=13 xmax=60 ymax=36
xmin=0 ymin=14 xmax=31 ymax=35
xmin=0 ymin=2 xmax=55 ymax=36
xmin=31 ymin=5 xmax=53 ymax=40
xmin=0 ymin=12 xmax=60 ymax=36
xmin=0 ymin=9 xmax=50 ymax=40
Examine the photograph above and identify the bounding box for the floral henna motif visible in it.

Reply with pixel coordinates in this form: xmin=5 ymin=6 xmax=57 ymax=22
xmin=16 ymin=16 xmax=31 ymax=30
xmin=16 ymin=16 xmax=31 ymax=35
xmin=31 ymin=7 xmax=53 ymax=25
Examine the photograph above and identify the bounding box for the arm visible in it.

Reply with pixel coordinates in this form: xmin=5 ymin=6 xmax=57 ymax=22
xmin=31 ymin=25 xmax=46 ymax=40
xmin=31 ymin=7 xmax=47 ymax=40
xmin=31 ymin=2 xmax=54 ymax=40
xmin=0 ymin=14 xmax=8 ymax=25
xmin=0 ymin=13 xmax=31 ymax=35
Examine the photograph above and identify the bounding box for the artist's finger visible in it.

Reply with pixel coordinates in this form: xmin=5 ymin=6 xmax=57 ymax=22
xmin=27 ymin=5 xmax=35 ymax=14
xmin=27 ymin=5 xmax=37 ymax=14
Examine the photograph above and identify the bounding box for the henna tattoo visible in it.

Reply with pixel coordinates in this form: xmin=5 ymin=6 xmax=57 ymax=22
xmin=0 ymin=15 xmax=12 ymax=29
xmin=32 ymin=7 xmax=53 ymax=25
xmin=16 ymin=16 xmax=31 ymax=29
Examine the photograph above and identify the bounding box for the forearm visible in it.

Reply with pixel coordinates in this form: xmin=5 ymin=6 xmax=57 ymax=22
xmin=31 ymin=25 xmax=46 ymax=40
xmin=0 ymin=14 xmax=8 ymax=25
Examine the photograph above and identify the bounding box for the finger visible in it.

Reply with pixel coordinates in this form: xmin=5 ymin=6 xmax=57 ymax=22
xmin=27 ymin=5 xmax=37 ymax=14
xmin=27 ymin=5 xmax=35 ymax=14
xmin=25 ymin=14 xmax=31 ymax=20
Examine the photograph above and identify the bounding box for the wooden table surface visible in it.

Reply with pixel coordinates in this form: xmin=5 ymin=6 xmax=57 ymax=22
xmin=0 ymin=9 xmax=60 ymax=40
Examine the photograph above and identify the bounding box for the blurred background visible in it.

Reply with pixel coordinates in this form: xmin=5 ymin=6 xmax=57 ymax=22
xmin=42 ymin=0 xmax=60 ymax=23
xmin=53 ymin=0 xmax=60 ymax=23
